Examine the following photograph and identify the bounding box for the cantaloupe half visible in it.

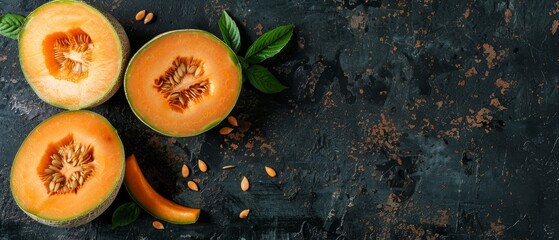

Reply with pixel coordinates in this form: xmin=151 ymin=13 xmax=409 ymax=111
xmin=124 ymin=30 xmax=242 ymax=137
xmin=124 ymin=154 xmax=200 ymax=224
xmin=19 ymin=0 xmax=130 ymax=110
xmin=10 ymin=110 xmax=125 ymax=227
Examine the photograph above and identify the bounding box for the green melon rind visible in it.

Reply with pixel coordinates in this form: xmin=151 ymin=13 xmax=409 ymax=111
xmin=124 ymin=29 xmax=242 ymax=137
xmin=10 ymin=110 xmax=125 ymax=227
xmin=18 ymin=0 xmax=130 ymax=110
xmin=123 ymin=175 xmax=200 ymax=224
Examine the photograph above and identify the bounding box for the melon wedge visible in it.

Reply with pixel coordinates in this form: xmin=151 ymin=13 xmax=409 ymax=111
xmin=124 ymin=30 xmax=242 ymax=137
xmin=124 ymin=154 xmax=200 ymax=224
xmin=10 ymin=110 xmax=125 ymax=227
xmin=18 ymin=0 xmax=130 ymax=110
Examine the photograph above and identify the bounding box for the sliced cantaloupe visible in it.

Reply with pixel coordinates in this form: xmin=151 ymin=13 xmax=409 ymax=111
xmin=19 ymin=0 xmax=130 ymax=110
xmin=10 ymin=110 xmax=125 ymax=227
xmin=125 ymin=30 xmax=242 ymax=137
xmin=124 ymin=154 xmax=200 ymax=224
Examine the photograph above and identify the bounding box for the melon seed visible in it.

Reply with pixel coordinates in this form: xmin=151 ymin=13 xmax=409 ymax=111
xmin=265 ymin=166 xmax=277 ymax=177
xmin=198 ymin=160 xmax=208 ymax=172
xmin=181 ymin=164 xmax=190 ymax=178
xmin=219 ymin=127 xmax=234 ymax=135
xmin=227 ymin=116 xmax=239 ymax=127
xmin=152 ymin=220 xmax=164 ymax=230
xmin=239 ymin=209 xmax=250 ymax=219
xmin=187 ymin=180 xmax=199 ymax=192
xmin=222 ymin=165 xmax=236 ymax=169
xmin=135 ymin=10 xmax=146 ymax=21
xmin=241 ymin=176 xmax=250 ymax=191
xmin=144 ymin=12 xmax=154 ymax=24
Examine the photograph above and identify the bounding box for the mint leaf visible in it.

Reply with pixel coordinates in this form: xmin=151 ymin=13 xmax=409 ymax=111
xmin=112 ymin=202 xmax=141 ymax=229
xmin=246 ymin=65 xmax=287 ymax=93
xmin=0 ymin=13 xmax=25 ymax=40
xmin=245 ymin=24 xmax=294 ymax=64
xmin=219 ymin=11 xmax=241 ymax=53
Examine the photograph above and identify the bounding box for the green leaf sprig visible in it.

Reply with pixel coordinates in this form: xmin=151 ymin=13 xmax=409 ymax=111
xmin=218 ymin=11 xmax=293 ymax=94
xmin=112 ymin=202 xmax=141 ymax=229
xmin=0 ymin=13 xmax=25 ymax=40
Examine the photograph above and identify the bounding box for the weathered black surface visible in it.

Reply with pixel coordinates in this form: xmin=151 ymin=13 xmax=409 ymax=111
xmin=1 ymin=0 xmax=559 ymax=239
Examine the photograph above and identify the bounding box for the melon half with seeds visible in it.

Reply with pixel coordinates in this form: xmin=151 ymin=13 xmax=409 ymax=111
xmin=124 ymin=30 xmax=242 ymax=137
xmin=19 ymin=0 xmax=130 ymax=109
xmin=10 ymin=111 xmax=125 ymax=227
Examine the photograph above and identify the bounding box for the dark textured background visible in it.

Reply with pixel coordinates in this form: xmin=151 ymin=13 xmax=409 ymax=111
xmin=1 ymin=0 xmax=559 ymax=239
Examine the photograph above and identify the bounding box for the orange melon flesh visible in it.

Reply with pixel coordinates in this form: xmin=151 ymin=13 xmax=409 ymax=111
xmin=125 ymin=30 xmax=242 ymax=137
xmin=19 ymin=0 xmax=129 ymax=110
xmin=125 ymin=155 xmax=200 ymax=224
xmin=10 ymin=111 xmax=124 ymax=226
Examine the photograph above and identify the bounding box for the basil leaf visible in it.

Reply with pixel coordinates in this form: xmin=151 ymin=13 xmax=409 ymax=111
xmin=0 ymin=13 xmax=25 ymax=40
xmin=219 ymin=11 xmax=241 ymax=53
xmin=246 ymin=65 xmax=287 ymax=94
xmin=245 ymin=24 xmax=294 ymax=64
xmin=112 ymin=202 xmax=141 ymax=229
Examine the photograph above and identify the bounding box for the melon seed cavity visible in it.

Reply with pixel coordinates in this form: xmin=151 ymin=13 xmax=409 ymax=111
xmin=40 ymin=138 xmax=95 ymax=195
xmin=46 ymin=29 xmax=94 ymax=83
xmin=153 ymin=57 xmax=210 ymax=112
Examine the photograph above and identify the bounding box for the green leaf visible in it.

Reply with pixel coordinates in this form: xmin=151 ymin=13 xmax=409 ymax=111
xmin=0 ymin=13 xmax=25 ymax=40
xmin=236 ymin=55 xmax=249 ymax=69
xmin=246 ymin=65 xmax=287 ymax=94
xmin=219 ymin=11 xmax=241 ymax=53
xmin=245 ymin=24 xmax=294 ymax=64
xmin=112 ymin=202 xmax=141 ymax=229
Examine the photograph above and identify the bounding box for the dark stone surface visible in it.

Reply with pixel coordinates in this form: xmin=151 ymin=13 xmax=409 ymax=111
xmin=1 ymin=0 xmax=559 ymax=239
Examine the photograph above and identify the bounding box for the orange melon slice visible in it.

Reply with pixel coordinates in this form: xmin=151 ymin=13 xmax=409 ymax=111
xmin=124 ymin=154 xmax=200 ymax=224
xmin=19 ymin=0 xmax=130 ymax=109
xmin=124 ymin=30 xmax=242 ymax=137
xmin=10 ymin=110 xmax=125 ymax=227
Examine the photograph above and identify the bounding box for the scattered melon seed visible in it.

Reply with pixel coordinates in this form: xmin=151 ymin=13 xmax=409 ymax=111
xmin=144 ymin=12 xmax=154 ymax=24
xmin=222 ymin=165 xmax=236 ymax=169
xmin=219 ymin=127 xmax=234 ymax=135
xmin=152 ymin=220 xmax=164 ymax=230
xmin=187 ymin=180 xmax=199 ymax=192
xmin=241 ymin=176 xmax=250 ymax=191
xmin=135 ymin=10 xmax=146 ymax=21
xmin=265 ymin=166 xmax=277 ymax=177
xmin=181 ymin=164 xmax=189 ymax=178
xmin=239 ymin=209 xmax=250 ymax=219
xmin=227 ymin=116 xmax=239 ymax=127
xmin=198 ymin=159 xmax=208 ymax=172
